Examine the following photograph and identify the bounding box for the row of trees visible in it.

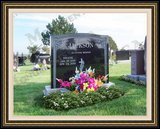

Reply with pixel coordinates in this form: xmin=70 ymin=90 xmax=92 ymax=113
xmin=27 ymin=45 xmax=50 ymax=54
xmin=27 ymin=15 xmax=118 ymax=55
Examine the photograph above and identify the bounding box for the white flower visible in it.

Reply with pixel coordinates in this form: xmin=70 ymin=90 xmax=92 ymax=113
xmin=92 ymin=68 xmax=95 ymax=73
xmin=75 ymin=67 xmax=79 ymax=74
xmin=53 ymin=102 xmax=59 ymax=106
xmin=69 ymin=77 xmax=75 ymax=81
xmin=105 ymin=74 xmax=109 ymax=78
xmin=88 ymin=66 xmax=91 ymax=72
xmin=101 ymin=95 xmax=106 ymax=99
xmin=81 ymin=100 xmax=85 ymax=104
xmin=71 ymin=79 xmax=75 ymax=84
xmin=64 ymin=103 xmax=69 ymax=108
xmin=56 ymin=78 xmax=60 ymax=81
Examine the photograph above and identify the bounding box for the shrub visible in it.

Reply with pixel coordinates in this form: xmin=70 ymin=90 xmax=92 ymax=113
xmin=42 ymin=86 xmax=124 ymax=111
xmin=43 ymin=91 xmax=81 ymax=110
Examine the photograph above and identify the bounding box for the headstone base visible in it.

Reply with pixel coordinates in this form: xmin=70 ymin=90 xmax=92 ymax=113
xmin=43 ymin=85 xmax=70 ymax=96
xmin=127 ymin=75 xmax=139 ymax=81
xmin=102 ymin=82 xmax=115 ymax=88
xmin=43 ymin=82 xmax=115 ymax=96
xmin=127 ymin=74 xmax=146 ymax=83
xmin=138 ymin=75 xmax=146 ymax=82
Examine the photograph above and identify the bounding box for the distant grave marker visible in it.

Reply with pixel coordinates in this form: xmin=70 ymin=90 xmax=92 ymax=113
xmin=115 ymin=50 xmax=130 ymax=60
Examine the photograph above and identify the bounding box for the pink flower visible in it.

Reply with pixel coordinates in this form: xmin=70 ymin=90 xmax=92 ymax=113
xmin=88 ymin=80 xmax=97 ymax=91
xmin=75 ymin=79 xmax=85 ymax=85
xmin=57 ymin=78 xmax=63 ymax=83
xmin=88 ymin=78 xmax=95 ymax=84
xmin=61 ymin=81 xmax=71 ymax=88
xmin=93 ymin=85 xmax=97 ymax=91
xmin=80 ymin=73 xmax=89 ymax=80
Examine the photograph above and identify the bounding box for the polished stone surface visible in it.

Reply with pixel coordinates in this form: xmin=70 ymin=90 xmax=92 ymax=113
xmin=51 ymin=33 xmax=109 ymax=88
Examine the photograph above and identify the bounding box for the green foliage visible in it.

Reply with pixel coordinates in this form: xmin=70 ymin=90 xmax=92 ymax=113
xmin=41 ymin=45 xmax=50 ymax=54
xmin=43 ymin=91 xmax=81 ymax=110
xmin=97 ymin=86 xmax=125 ymax=100
xmin=79 ymin=92 xmax=102 ymax=105
xmin=119 ymin=75 xmax=146 ymax=86
xmin=39 ymin=64 xmax=43 ymax=67
xmin=108 ymin=36 xmax=118 ymax=51
xmin=66 ymin=84 xmax=77 ymax=91
xmin=41 ymin=15 xmax=77 ymax=45
xmin=42 ymin=86 xmax=124 ymax=111
xmin=27 ymin=45 xmax=41 ymax=54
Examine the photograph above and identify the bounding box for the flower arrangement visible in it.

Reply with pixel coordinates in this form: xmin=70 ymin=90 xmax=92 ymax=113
xmin=56 ymin=67 xmax=108 ymax=93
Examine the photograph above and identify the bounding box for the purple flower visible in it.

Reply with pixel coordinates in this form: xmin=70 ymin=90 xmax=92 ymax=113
xmin=80 ymin=73 xmax=89 ymax=80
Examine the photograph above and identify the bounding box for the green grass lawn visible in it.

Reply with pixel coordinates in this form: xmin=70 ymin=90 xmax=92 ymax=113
xmin=14 ymin=61 xmax=146 ymax=116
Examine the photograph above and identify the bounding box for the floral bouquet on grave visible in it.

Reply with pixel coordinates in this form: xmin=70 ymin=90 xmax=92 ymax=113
xmin=56 ymin=66 xmax=108 ymax=93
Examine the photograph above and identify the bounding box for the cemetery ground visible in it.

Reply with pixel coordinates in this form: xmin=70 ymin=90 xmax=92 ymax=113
xmin=14 ymin=61 xmax=146 ymax=115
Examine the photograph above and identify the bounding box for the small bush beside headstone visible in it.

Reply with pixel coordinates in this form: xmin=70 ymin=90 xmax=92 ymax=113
xmin=42 ymin=86 xmax=124 ymax=111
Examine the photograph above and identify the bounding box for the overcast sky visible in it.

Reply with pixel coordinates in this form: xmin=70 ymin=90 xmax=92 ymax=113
xmin=14 ymin=13 xmax=147 ymax=54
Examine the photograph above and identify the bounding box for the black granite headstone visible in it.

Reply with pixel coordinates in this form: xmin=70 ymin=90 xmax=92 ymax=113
xmin=115 ymin=50 xmax=130 ymax=60
xmin=18 ymin=53 xmax=27 ymax=66
xmin=51 ymin=33 xmax=109 ymax=88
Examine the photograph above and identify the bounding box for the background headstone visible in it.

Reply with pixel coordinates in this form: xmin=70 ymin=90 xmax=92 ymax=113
xmin=115 ymin=50 xmax=130 ymax=60
xmin=42 ymin=59 xmax=47 ymax=70
xmin=18 ymin=53 xmax=27 ymax=66
xmin=144 ymin=36 xmax=146 ymax=74
xmin=30 ymin=51 xmax=40 ymax=64
xmin=38 ymin=58 xmax=41 ymax=64
xmin=38 ymin=53 xmax=50 ymax=64
xmin=131 ymin=50 xmax=145 ymax=75
xmin=13 ymin=52 xmax=20 ymax=72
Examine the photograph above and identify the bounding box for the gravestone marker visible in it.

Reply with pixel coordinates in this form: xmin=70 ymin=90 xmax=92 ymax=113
xmin=127 ymin=37 xmax=146 ymax=84
xmin=131 ymin=50 xmax=144 ymax=75
xmin=42 ymin=59 xmax=47 ymax=70
xmin=51 ymin=33 xmax=109 ymax=88
xmin=13 ymin=52 xmax=19 ymax=68
xmin=38 ymin=53 xmax=50 ymax=64
xmin=13 ymin=52 xmax=21 ymax=72
xmin=18 ymin=53 xmax=26 ymax=66
xmin=144 ymin=36 xmax=146 ymax=74
xmin=38 ymin=58 xmax=41 ymax=64
xmin=115 ymin=50 xmax=130 ymax=60
xmin=13 ymin=53 xmax=18 ymax=71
